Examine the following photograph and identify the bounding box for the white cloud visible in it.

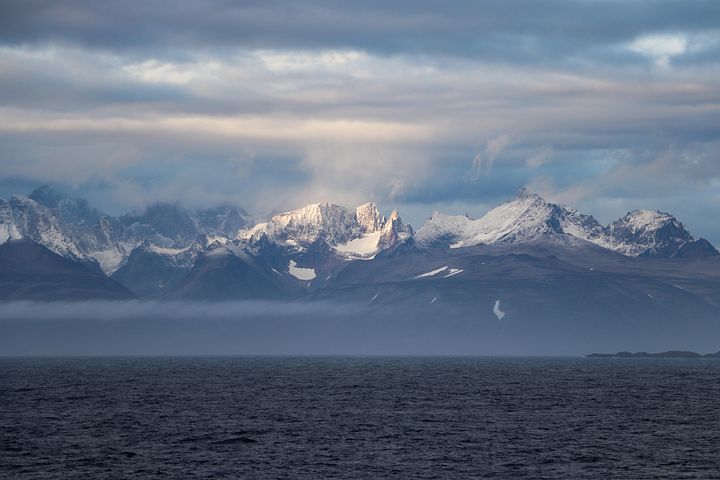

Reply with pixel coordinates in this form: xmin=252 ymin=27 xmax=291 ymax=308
xmin=122 ymin=59 xmax=223 ymax=84
xmin=628 ymin=34 xmax=687 ymax=67
xmin=256 ymin=49 xmax=369 ymax=73
xmin=2 ymin=40 xmax=720 ymax=228
xmin=526 ymin=146 xmax=554 ymax=168
xmin=471 ymin=134 xmax=515 ymax=178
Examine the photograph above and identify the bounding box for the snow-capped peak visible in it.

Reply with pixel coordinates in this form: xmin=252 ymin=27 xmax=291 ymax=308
xmin=605 ymin=209 xmax=692 ymax=257
xmin=238 ymin=202 xmax=358 ymax=247
xmin=355 ymin=202 xmax=383 ymax=233
xmin=236 ymin=200 xmax=413 ymax=261
xmin=415 ymin=190 xmax=715 ymax=258
xmin=415 ymin=190 xmax=580 ymax=249
xmin=613 ymin=210 xmax=679 ymax=234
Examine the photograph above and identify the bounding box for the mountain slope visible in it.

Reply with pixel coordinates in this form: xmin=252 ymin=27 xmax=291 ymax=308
xmin=111 ymin=242 xmax=197 ymax=298
xmin=317 ymin=242 xmax=720 ymax=353
xmin=0 ymin=240 xmax=136 ymax=301
xmin=0 ymin=187 xmax=251 ymax=274
xmin=166 ymin=245 xmax=284 ymax=300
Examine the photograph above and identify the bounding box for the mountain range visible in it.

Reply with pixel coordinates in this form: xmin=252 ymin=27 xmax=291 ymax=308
xmin=2 ymin=185 xmax=720 ymax=352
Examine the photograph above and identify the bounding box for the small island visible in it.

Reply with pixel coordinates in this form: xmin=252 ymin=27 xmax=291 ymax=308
xmin=587 ymin=350 xmax=720 ymax=358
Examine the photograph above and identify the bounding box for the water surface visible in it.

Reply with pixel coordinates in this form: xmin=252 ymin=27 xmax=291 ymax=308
xmin=2 ymin=357 xmax=719 ymax=479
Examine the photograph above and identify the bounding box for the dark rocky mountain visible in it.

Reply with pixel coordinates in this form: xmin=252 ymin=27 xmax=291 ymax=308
xmin=29 ymin=185 xmax=104 ymax=224
xmin=166 ymin=245 xmax=285 ymax=301
xmin=121 ymin=204 xmax=200 ymax=245
xmin=118 ymin=203 xmax=250 ymax=245
xmin=0 ymin=240 xmax=135 ymax=301
xmin=194 ymin=204 xmax=250 ymax=238
xmin=314 ymin=241 xmax=720 ymax=353
xmin=111 ymin=241 xmax=197 ymax=298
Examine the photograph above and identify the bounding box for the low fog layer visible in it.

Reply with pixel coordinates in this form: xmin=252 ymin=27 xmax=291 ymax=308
xmin=2 ymin=300 xmax=719 ymax=357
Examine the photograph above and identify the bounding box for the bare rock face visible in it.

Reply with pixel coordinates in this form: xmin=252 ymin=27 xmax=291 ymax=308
xmin=377 ymin=210 xmax=413 ymax=250
xmin=355 ymin=202 xmax=383 ymax=234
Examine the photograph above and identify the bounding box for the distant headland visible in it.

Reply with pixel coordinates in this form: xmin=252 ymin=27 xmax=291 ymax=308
xmin=586 ymin=351 xmax=720 ymax=358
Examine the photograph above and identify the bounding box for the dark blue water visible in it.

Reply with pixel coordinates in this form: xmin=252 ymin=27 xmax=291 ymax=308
xmin=2 ymin=357 xmax=719 ymax=479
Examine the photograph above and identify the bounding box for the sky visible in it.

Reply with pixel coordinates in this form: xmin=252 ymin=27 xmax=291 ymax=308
xmin=1 ymin=0 xmax=720 ymax=240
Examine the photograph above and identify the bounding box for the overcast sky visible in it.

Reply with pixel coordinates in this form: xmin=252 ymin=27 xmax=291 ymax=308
xmin=1 ymin=1 xmax=719 ymax=239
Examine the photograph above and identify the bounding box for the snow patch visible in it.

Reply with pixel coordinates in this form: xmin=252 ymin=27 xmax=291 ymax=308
xmin=203 ymin=236 xmax=228 ymax=247
xmin=288 ymin=260 xmax=316 ymax=280
xmin=443 ymin=268 xmax=463 ymax=278
xmin=415 ymin=266 xmax=448 ymax=279
xmin=334 ymin=231 xmax=382 ymax=258
xmin=89 ymin=249 xmax=125 ymax=274
xmin=493 ymin=300 xmax=506 ymax=320
xmin=147 ymin=244 xmax=189 ymax=256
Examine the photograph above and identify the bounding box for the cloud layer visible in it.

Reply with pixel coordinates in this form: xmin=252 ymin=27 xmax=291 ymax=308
xmin=1 ymin=1 xmax=719 ymax=239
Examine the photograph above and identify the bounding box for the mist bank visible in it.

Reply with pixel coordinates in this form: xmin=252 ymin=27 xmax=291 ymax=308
xmin=1 ymin=300 xmax=719 ymax=357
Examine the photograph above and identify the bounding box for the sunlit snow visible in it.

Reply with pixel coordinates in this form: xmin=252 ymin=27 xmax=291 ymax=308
xmin=335 ymin=231 xmax=382 ymax=258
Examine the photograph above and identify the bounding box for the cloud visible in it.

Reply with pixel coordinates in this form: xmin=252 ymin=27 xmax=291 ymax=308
xmin=2 ymin=1 xmax=719 ymax=65
xmin=1 ymin=1 xmax=720 ymax=238
xmin=526 ymin=146 xmax=554 ymax=168
xmin=629 ymin=34 xmax=688 ymax=67
xmin=471 ymin=134 xmax=515 ymax=178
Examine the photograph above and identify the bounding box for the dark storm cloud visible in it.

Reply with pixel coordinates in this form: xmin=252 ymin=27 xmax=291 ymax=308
xmin=1 ymin=0 xmax=719 ymax=64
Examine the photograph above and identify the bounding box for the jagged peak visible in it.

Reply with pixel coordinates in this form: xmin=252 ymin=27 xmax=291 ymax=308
xmin=28 ymin=185 xmax=66 ymax=206
xmin=515 ymin=187 xmax=545 ymax=202
xmin=204 ymin=241 xmax=234 ymax=257
xmin=273 ymin=202 xmax=349 ymax=220
xmin=612 ymin=209 xmax=681 ymax=232
xmin=128 ymin=202 xmax=187 ymax=216
xmin=356 ymin=201 xmax=378 ymax=210
xmin=620 ymin=209 xmax=675 ymax=221
xmin=9 ymin=194 xmax=40 ymax=206
xmin=355 ymin=202 xmax=383 ymax=233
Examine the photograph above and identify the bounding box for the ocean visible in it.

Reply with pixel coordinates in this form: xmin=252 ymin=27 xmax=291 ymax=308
xmin=2 ymin=357 xmax=719 ymax=479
